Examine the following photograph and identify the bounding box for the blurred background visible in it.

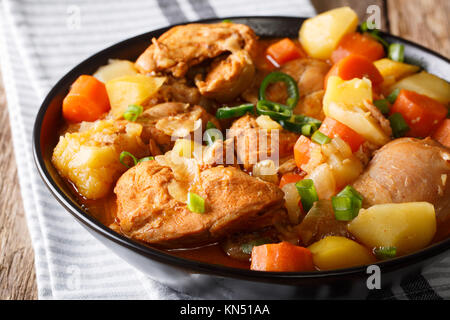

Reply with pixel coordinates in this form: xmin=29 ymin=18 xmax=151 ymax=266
xmin=0 ymin=0 xmax=448 ymax=299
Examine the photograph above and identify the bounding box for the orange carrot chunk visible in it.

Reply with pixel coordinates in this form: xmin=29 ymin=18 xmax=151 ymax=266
xmin=266 ymin=38 xmax=305 ymax=66
xmin=294 ymin=135 xmax=314 ymax=168
xmin=319 ymin=117 xmax=365 ymax=152
xmin=251 ymin=242 xmax=315 ymax=272
xmin=279 ymin=172 xmax=304 ymax=189
xmin=390 ymin=89 xmax=448 ymax=138
xmin=62 ymin=75 xmax=110 ymax=123
xmin=324 ymin=54 xmax=384 ymax=90
xmin=331 ymin=32 xmax=385 ymax=64
xmin=432 ymin=119 xmax=450 ymax=148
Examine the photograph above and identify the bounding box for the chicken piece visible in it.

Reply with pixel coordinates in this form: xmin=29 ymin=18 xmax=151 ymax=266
xmin=114 ymin=161 xmax=285 ymax=248
xmin=135 ymin=23 xmax=257 ymax=102
xmin=254 ymin=58 xmax=329 ymax=119
xmin=297 ymin=200 xmax=350 ymax=246
xmin=281 ymin=58 xmax=330 ymax=97
xmin=352 ymin=138 xmax=450 ymax=231
xmin=52 ymin=120 xmax=148 ymax=199
xmin=228 ymin=115 xmax=299 ymax=171
xmin=138 ymin=102 xmax=219 ymax=152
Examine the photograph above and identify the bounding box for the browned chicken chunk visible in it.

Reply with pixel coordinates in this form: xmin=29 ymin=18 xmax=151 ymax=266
xmin=135 ymin=23 xmax=257 ymax=102
xmin=352 ymin=138 xmax=450 ymax=233
xmin=114 ymin=161 xmax=285 ymax=248
xmin=138 ymin=102 xmax=219 ymax=152
xmin=228 ymin=115 xmax=299 ymax=171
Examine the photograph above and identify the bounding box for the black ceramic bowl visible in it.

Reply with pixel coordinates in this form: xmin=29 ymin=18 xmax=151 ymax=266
xmin=33 ymin=16 xmax=450 ymax=299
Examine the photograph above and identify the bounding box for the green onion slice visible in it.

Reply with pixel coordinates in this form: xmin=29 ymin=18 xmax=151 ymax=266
xmin=259 ymin=72 xmax=300 ymax=108
xmin=123 ymin=104 xmax=143 ymax=121
xmin=256 ymin=100 xmax=292 ymax=121
xmin=187 ymin=192 xmax=205 ymax=214
xmin=279 ymin=115 xmax=321 ymax=135
xmin=295 ymin=179 xmax=319 ymax=213
xmin=138 ymin=156 xmax=154 ymax=163
xmin=332 ymin=185 xmax=363 ymax=221
xmin=240 ymin=238 xmax=272 ymax=255
xmin=374 ymin=246 xmax=397 ymax=260
xmin=387 ymin=88 xmax=401 ymax=104
xmin=311 ymin=130 xmax=331 ymax=145
xmin=119 ymin=151 xmax=138 ymax=168
xmin=389 ymin=112 xmax=410 ymax=138
xmin=216 ymin=104 xmax=254 ymax=119
xmin=388 ymin=43 xmax=405 ymax=62
xmin=206 ymin=121 xmax=217 ymax=130
xmin=373 ymin=99 xmax=390 ymax=115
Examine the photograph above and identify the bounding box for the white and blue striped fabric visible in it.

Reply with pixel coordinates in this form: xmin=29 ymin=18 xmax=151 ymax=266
xmin=0 ymin=0 xmax=448 ymax=300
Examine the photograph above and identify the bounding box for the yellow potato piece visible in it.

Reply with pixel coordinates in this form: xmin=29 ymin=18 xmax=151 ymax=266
xmin=323 ymin=76 xmax=373 ymax=110
xmin=391 ymin=71 xmax=450 ymax=104
xmin=106 ymin=75 xmax=166 ymax=119
xmin=93 ymin=59 xmax=138 ymax=83
xmin=52 ymin=120 xmax=145 ymax=199
xmin=374 ymin=58 xmax=420 ymax=82
xmin=323 ymin=76 xmax=389 ymax=146
xmin=299 ymin=7 xmax=358 ymax=60
xmin=308 ymin=236 xmax=375 ymax=270
xmin=348 ymin=202 xmax=437 ymax=255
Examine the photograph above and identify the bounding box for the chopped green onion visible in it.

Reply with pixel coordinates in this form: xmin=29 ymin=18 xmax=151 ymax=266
xmin=388 ymin=43 xmax=405 ymax=62
xmin=373 ymin=99 xmax=390 ymax=115
xmin=187 ymin=192 xmax=205 ymax=214
xmin=332 ymin=185 xmax=363 ymax=221
xmin=311 ymin=131 xmax=331 ymax=145
xmin=216 ymin=104 xmax=254 ymax=119
xmin=240 ymin=238 xmax=272 ymax=255
xmin=138 ymin=156 xmax=154 ymax=163
xmin=206 ymin=121 xmax=216 ymax=130
xmin=360 ymin=21 xmax=369 ymax=32
xmin=222 ymin=19 xmax=232 ymax=23
xmin=279 ymin=115 xmax=321 ymax=135
xmin=295 ymin=179 xmax=319 ymax=213
xmin=389 ymin=113 xmax=410 ymax=138
xmin=123 ymin=104 xmax=143 ymax=121
xmin=259 ymin=72 xmax=300 ymax=108
xmin=368 ymin=30 xmax=389 ymax=48
xmin=119 ymin=151 xmax=138 ymax=168
xmin=387 ymin=88 xmax=401 ymax=104
xmin=374 ymin=246 xmax=397 ymax=260
xmin=256 ymin=100 xmax=292 ymax=121
xmin=332 ymin=196 xmax=354 ymax=221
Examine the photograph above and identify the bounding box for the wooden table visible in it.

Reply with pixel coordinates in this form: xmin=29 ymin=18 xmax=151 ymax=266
xmin=0 ymin=0 xmax=448 ymax=300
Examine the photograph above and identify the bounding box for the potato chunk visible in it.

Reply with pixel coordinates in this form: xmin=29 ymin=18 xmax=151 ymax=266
xmin=93 ymin=59 xmax=138 ymax=83
xmin=348 ymin=202 xmax=437 ymax=255
xmin=308 ymin=236 xmax=375 ymax=270
xmin=299 ymin=7 xmax=358 ymax=60
xmin=105 ymin=75 xmax=166 ymax=119
xmin=373 ymin=58 xmax=420 ymax=82
xmin=390 ymin=71 xmax=450 ymax=104
xmin=323 ymin=76 xmax=390 ymax=146
xmin=52 ymin=120 xmax=147 ymax=199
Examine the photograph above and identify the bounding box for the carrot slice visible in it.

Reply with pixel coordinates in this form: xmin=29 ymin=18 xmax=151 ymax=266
xmin=331 ymin=32 xmax=385 ymax=64
xmin=319 ymin=117 xmax=365 ymax=152
xmin=62 ymin=75 xmax=110 ymax=123
xmin=294 ymin=135 xmax=314 ymax=168
xmin=324 ymin=54 xmax=384 ymax=91
xmin=432 ymin=119 xmax=450 ymax=148
xmin=279 ymin=172 xmax=304 ymax=189
xmin=251 ymin=242 xmax=315 ymax=272
xmin=266 ymin=38 xmax=305 ymax=66
xmin=390 ymin=89 xmax=448 ymax=137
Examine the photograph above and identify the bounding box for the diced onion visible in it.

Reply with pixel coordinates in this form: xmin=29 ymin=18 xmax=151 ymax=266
xmin=282 ymin=183 xmax=301 ymax=224
xmin=252 ymin=159 xmax=279 ymax=184
xmin=306 ymin=163 xmax=336 ymax=200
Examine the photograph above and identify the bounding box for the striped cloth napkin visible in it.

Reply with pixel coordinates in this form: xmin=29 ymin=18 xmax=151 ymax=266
xmin=0 ymin=0 xmax=448 ymax=300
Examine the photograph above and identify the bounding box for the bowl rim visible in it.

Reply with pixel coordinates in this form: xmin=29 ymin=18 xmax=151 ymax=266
xmin=32 ymin=15 xmax=450 ymax=284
